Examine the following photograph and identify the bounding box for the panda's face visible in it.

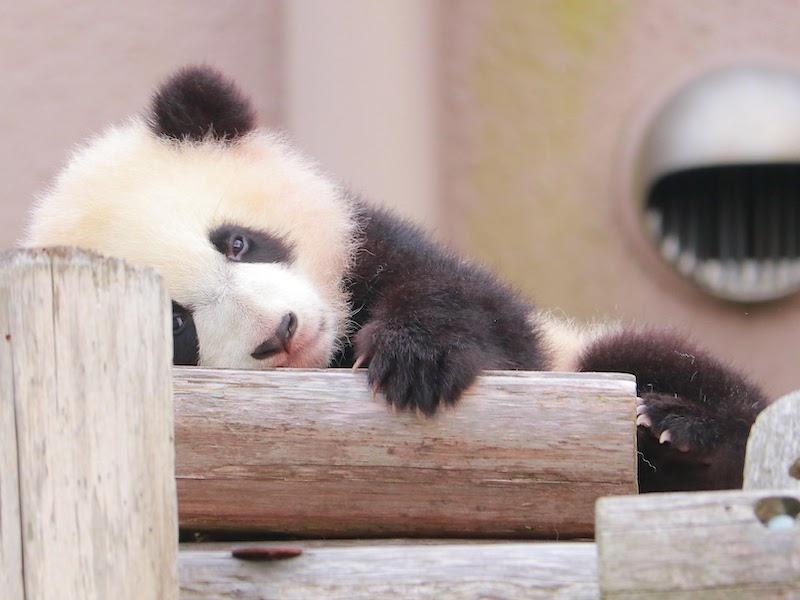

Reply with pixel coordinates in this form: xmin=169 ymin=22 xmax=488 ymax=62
xmin=23 ymin=120 xmax=357 ymax=369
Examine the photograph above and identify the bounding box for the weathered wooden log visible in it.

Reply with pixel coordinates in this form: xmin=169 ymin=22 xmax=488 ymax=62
xmin=596 ymin=489 xmax=800 ymax=598
xmin=0 ymin=248 xmax=178 ymax=600
xmin=0 ymin=255 xmax=23 ymax=600
xmin=178 ymin=540 xmax=599 ymax=599
xmin=174 ymin=368 xmax=637 ymax=539
xmin=744 ymin=390 xmax=800 ymax=490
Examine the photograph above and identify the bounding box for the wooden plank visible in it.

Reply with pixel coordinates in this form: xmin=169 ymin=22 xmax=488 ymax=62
xmin=174 ymin=368 xmax=636 ymax=538
xmin=0 ymin=253 xmax=23 ymax=599
xmin=596 ymin=489 xmax=800 ymax=598
xmin=744 ymin=390 xmax=800 ymax=490
xmin=179 ymin=541 xmax=599 ymax=599
xmin=1 ymin=248 xmax=178 ymax=600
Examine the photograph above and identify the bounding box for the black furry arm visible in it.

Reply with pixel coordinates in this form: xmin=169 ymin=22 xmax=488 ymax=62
xmin=338 ymin=202 xmax=546 ymax=415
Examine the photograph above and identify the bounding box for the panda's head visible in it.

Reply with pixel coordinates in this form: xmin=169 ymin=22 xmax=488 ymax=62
xmin=22 ymin=66 xmax=358 ymax=369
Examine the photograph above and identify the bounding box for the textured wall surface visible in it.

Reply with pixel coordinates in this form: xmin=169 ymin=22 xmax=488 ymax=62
xmin=1 ymin=1 xmax=283 ymax=249
xmin=442 ymin=0 xmax=800 ymax=399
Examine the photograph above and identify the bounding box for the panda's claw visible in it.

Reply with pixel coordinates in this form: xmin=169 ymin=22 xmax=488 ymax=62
xmin=636 ymin=414 xmax=653 ymax=428
xmin=658 ymin=430 xmax=672 ymax=444
xmin=352 ymin=354 xmax=367 ymax=370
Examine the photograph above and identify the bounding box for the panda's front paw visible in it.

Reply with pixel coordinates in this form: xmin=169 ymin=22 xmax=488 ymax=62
xmin=577 ymin=327 xmax=769 ymax=492
xmin=635 ymin=390 xmax=752 ymax=492
xmin=636 ymin=392 xmax=716 ymax=456
xmin=353 ymin=319 xmax=482 ymax=416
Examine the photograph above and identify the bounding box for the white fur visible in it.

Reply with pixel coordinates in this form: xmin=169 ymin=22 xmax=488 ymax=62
xmin=535 ymin=310 xmax=620 ymax=371
xmin=23 ymin=119 xmax=358 ymax=368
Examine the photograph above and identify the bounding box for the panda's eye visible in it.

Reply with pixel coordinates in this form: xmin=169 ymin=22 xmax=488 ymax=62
xmin=172 ymin=301 xmax=193 ymax=335
xmin=171 ymin=301 xmax=199 ymax=366
xmin=173 ymin=313 xmax=187 ymax=334
xmin=173 ymin=306 xmax=193 ymax=335
xmin=229 ymin=234 xmax=249 ymax=260
xmin=210 ymin=225 xmax=294 ymax=264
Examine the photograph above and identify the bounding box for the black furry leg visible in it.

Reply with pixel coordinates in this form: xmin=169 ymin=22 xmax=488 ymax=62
xmin=578 ymin=328 xmax=770 ymax=492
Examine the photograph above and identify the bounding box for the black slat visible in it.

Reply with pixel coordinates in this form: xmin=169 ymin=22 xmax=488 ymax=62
xmin=646 ymin=163 xmax=800 ymax=298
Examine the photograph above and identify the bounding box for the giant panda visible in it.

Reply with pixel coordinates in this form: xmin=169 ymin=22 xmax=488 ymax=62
xmin=22 ymin=65 xmax=770 ymax=493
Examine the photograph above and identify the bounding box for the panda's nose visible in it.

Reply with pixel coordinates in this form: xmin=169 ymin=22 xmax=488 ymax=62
xmin=251 ymin=312 xmax=298 ymax=359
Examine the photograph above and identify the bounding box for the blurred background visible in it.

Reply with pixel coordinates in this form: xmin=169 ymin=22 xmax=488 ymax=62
xmin=3 ymin=0 xmax=800 ymax=398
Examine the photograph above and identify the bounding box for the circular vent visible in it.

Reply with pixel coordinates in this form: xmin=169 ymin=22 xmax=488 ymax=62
xmin=646 ymin=164 xmax=800 ymax=302
xmin=638 ymin=66 xmax=800 ymax=302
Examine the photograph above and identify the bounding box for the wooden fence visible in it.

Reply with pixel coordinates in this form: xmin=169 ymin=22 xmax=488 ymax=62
xmin=2 ymin=248 xmax=798 ymax=598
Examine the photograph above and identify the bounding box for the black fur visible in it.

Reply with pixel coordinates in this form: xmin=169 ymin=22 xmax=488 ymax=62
xmin=150 ymin=66 xmax=255 ymax=141
xmin=578 ymin=328 xmax=769 ymax=492
xmin=334 ymin=202 xmax=548 ymax=416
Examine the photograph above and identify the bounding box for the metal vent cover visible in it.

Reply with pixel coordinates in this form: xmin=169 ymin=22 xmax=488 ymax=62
xmin=646 ymin=164 xmax=800 ymax=302
xmin=638 ymin=66 xmax=800 ymax=302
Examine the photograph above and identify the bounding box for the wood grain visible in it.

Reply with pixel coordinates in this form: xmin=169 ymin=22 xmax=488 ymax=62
xmin=0 ymin=252 xmax=23 ymax=600
xmin=174 ymin=368 xmax=637 ymax=538
xmin=0 ymin=248 xmax=178 ymax=600
xmin=744 ymin=390 xmax=800 ymax=490
xmin=179 ymin=541 xmax=599 ymax=599
xmin=596 ymin=489 xmax=800 ymax=598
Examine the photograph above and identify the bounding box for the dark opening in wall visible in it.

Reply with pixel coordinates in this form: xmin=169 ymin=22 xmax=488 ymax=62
xmin=637 ymin=65 xmax=800 ymax=302
xmin=646 ymin=164 xmax=800 ymax=302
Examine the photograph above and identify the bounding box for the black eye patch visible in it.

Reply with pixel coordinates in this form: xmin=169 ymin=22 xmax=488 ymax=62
xmin=209 ymin=224 xmax=294 ymax=264
xmin=172 ymin=301 xmax=199 ymax=366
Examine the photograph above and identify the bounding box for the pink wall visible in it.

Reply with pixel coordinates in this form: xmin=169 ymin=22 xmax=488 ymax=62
xmin=1 ymin=1 xmax=284 ymax=249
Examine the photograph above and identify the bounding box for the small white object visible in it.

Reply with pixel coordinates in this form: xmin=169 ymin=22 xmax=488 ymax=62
xmin=766 ymin=514 xmax=796 ymax=531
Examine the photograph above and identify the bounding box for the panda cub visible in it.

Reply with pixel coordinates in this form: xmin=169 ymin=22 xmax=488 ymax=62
xmin=23 ymin=65 xmax=769 ymax=493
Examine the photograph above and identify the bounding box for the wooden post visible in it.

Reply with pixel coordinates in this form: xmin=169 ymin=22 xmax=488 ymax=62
xmin=0 ymin=248 xmax=178 ymax=600
xmin=174 ymin=368 xmax=637 ymax=539
xmin=744 ymin=390 xmax=800 ymax=490
xmin=0 ymin=252 xmax=23 ymax=600
xmin=596 ymin=489 xmax=800 ymax=597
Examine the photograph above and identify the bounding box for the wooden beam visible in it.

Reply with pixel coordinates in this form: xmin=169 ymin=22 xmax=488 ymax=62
xmin=596 ymin=489 xmax=800 ymax=598
xmin=174 ymin=368 xmax=637 ymax=538
xmin=0 ymin=248 xmax=178 ymax=600
xmin=179 ymin=541 xmax=599 ymax=599
xmin=744 ymin=390 xmax=800 ymax=490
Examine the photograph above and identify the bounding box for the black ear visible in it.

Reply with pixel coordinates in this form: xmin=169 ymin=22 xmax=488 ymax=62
xmin=149 ymin=65 xmax=256 ymax=141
